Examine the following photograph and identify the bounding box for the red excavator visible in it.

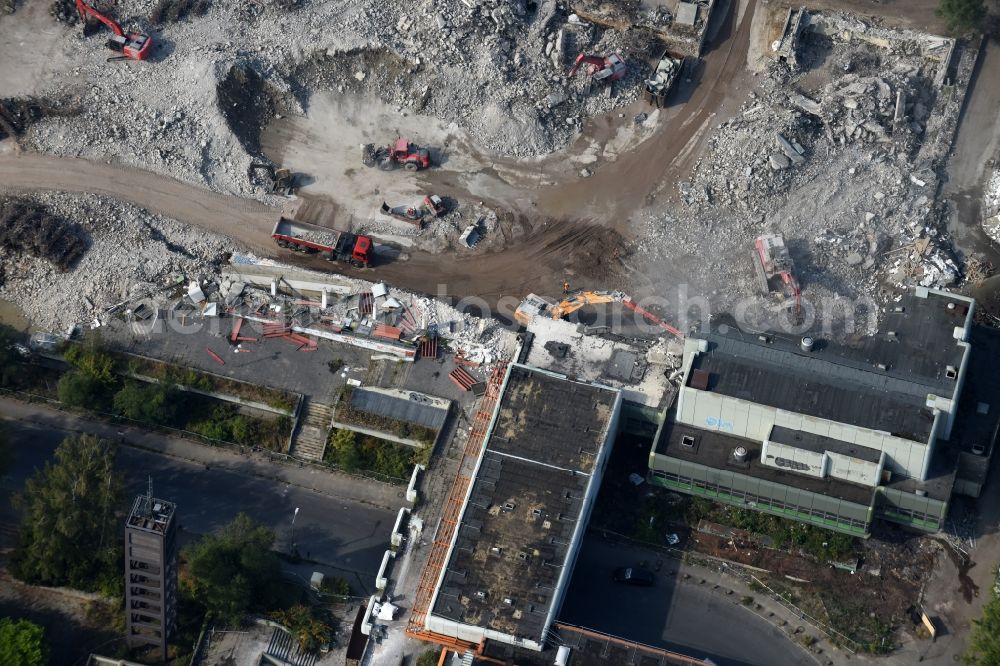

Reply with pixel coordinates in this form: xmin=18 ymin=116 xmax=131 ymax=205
xmin=567 ymin=53 xmax=627 ymax=83
xmin=75 ymin=0 xmax=153 ymax=61
xmin=753 ymin=234 xmax=801 ymax=315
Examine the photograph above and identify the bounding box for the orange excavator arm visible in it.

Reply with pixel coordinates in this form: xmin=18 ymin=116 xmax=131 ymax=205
xmin=549 ymin=291 xmax=615 ymax=319
xmin=75 ymin=0 xmax=124 ymax=36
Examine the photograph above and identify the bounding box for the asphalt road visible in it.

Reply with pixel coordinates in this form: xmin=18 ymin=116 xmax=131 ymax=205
xmin=559 ymin=535 xmax=815 ymax=666
xmin=0 ymin=420 xmax=394 ymax=587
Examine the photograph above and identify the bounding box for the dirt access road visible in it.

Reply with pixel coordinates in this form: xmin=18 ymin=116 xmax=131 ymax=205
xmin=1 ymin=0 xmax=755 ymax=311
xmin=0 ymin=0 xmax=760 ymax=310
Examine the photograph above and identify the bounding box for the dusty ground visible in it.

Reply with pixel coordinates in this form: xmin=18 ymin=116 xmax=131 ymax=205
xmin=0 ymin=0 xmax=998 ymax=339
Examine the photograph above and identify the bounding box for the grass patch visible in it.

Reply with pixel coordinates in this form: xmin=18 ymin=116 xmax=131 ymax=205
xmin=118 ymin=352 xmax=298 ymax=412
xmin=335 ymin=386 xmax=436 ymax=442
xmin=324 ymin=427 xmax=430 ymax=482
xmin=686 ymin=497 xmax=857 ymax=562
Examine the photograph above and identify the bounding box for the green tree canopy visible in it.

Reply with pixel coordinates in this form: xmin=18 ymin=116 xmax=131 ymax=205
xmin=56 ymin=371 xmax=109 ymax=410
xmin=270 ymin=604 xmax=331 ymax=652
xmin=965 ymin=597 xmax=1000 ymax=665
xmin=937 ymin=0 xmax=986 ymax=33
xmin=10 ymin=434 xmax=124 ymax=591
xmin=0 ymin=617 xmax=48 ymax=666
xmin=184 ymin=513 xmax=284 ymax=626
xmin=328 ymin=428 xmax=360 ymax=471
xmin=113 ymin=381 xmax=179 ymax=425
xmin=0 ymin=325 xmax=21 ymax=388
xmin=58 ymin=337 xmax=117 ymax=410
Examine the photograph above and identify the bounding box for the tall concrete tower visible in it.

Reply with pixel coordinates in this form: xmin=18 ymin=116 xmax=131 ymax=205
xmin=124 ymin=483 xmax=177 ymax=662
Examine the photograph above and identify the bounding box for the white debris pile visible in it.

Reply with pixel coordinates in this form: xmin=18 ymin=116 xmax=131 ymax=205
xmin=634 ymin=14 xmax=973 ymax=328
xmin=0 ymin=192 xmax=238 ymax=331
xmin=982 ymin=167 xmax=1000 ymax=244
xmin=15 ymin=0 xmax=668 ymax=198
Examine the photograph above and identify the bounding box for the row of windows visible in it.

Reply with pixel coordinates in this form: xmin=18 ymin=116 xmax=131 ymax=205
xmin=878 ymin=505 xmax=942 ymax=529
xmin=651 ymin=470 xmax=870 ymax=532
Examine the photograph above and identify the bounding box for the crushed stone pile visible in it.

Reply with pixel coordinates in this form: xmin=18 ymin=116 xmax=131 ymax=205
xmin=633 ymin=21 xmax=973 ymax=332
xmin=0 ymin=192 xmax=240 ymax=331
xmin=18 ymin=0 xmax=664 ymax=198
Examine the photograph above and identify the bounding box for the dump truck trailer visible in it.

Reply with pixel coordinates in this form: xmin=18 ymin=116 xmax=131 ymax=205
xmin=271 ymin=217 xmax=372 ymax=267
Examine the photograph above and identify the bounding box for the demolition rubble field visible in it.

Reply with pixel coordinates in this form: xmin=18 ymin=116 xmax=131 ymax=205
xmin=632 ymin=6 xmax=984 ymax=333
xmin=0 ymin=0 xmax=993 ymax=340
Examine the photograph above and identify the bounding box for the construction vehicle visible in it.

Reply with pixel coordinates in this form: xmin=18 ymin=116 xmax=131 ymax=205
xmin=515 ymin=290 xmax=683 ymax=338
xmin=248 ymin=164 xmax=296 ymax=196
xmin=422 ymin=194 xmax=446 ymax=218
xmin=271 ymin=217 xmax=372 ymax=267
xmin=643 ymin=50 xmax=684 ymax=108
xmin=379 ymin=195 xmax=446 ymax=227
xmin=567 ymin=53 xmax=627 ymax=84
xmin=514 ymin=291 xmax=616 ymax=325
xmin=752 ymin=234 xmax=801 ymax=313
xmin=380 ymin=201 xmax=424 ymax=227
xmin=362 ymin=138 xmax=431 ymax=171
xmin=75 ymin=0 xmax=153 ymax=61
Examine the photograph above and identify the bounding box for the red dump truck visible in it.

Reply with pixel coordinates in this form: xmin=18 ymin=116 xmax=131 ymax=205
xmin=271 ymin=217 xmax=372 ymax=267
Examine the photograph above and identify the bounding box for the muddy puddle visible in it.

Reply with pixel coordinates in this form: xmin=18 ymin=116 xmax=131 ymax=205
xmin=0 ymin=299 xmax=32 ymax=332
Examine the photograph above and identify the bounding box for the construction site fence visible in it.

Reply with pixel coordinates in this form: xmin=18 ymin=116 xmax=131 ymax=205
xmin=590 ymin=527 xmax=861 ymax=654
xmin=0 ymin=386 xmax=410 ymax=487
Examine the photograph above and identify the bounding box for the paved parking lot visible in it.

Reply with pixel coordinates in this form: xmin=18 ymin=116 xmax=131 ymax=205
xmin=559 ymin=535 xmax=814 ymax=666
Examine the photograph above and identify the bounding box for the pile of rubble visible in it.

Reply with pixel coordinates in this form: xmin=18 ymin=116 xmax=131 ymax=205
xmin=635 ymin=13 xmax=975 ymax=327
xmin=0 ymin=198 xmax=88 ymax=271
xmin=0 ymin=192 xmax=237 ymax=330
xmin=11 ymin=0 xmax=672 ymax=200
xmin=982 ymin=167 xmax=1000 ymax=244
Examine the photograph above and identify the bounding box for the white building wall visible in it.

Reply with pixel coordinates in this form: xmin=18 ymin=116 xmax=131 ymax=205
xmin=678 ymin=386 xmax=930 ymax=478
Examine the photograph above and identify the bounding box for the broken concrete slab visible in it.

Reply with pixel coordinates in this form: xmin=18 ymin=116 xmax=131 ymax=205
xmin=775 ymin=133 xmax=805 ymax=164
xmin=769 ymin=153 xmax=791 ymax=170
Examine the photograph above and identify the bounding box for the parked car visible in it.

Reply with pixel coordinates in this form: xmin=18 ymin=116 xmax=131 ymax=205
xmin=613 ymin=567 xmax=655 ymax=586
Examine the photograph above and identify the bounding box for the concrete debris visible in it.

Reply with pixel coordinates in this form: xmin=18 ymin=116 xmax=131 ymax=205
xmin=0 ymin=191 xmax=237 ymax=331
xmin=634 ymin=10 xmax=979 ymax=329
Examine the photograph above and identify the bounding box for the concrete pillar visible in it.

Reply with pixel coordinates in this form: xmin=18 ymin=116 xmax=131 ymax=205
xmin=321 ymin=289 xmax=328 ymax=309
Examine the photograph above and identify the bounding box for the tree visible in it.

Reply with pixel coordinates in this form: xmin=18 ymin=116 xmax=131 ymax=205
xmin=58 ymin=337 xmax=117 ymax=410
xmin=0 ymin=617 xmax=48 ymax=666
xmin=184 ymin=513 xmax=284 ymax=625
xmin=0 ymin=325 xmax=21 ymax=388
xmin=113 ymin=381 xmax=178 ymax=425
xmin=10 ymin=434 xmax=124 ymax=591
xmin=56 ymin=371 xmax=109 ymax=410
xmin=328 ymin=429 xmax=360 ymax=471
xmin=937 ymin=0 xmax=986 ymax=33
xmin=270 ymin=604 xmax=331 ymax=652
xmin=965 ymin=597 xmax=1000 ymax=665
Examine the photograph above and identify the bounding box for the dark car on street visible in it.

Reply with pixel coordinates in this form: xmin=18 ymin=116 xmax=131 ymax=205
xmin=613 ymin=567 xmax=655 ymax=586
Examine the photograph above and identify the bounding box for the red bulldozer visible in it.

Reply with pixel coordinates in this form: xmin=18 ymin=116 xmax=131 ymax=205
xmin=362 ymin=138 xmax=431 ymax=171
xmin=75 ymin=0 xmax=153 ymax=61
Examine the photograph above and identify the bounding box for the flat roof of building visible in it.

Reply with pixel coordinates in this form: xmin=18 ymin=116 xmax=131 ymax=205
xmin=126 ymin=495 xmax=176 ymax=535
xmin=689 ymin=338 xmax=935 ymax=441
xmin=688 ymin=290 xmax=971 ymax=443
xmin=769 ymin=425 xmax=882 ymax=464
xmin=430 ymin=365 xmax=619 ymax=646
xmin=655 ymin=413 xmax=875 ymax=505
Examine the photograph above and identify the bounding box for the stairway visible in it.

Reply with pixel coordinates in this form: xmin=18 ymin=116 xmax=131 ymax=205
xmin=289 ymin=399 xmax=332 ymax=462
